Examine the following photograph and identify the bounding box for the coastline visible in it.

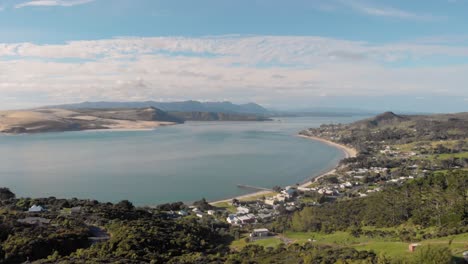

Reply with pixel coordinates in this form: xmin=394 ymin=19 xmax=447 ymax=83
xmin=211 ymin=135 xmax=357 ymax=205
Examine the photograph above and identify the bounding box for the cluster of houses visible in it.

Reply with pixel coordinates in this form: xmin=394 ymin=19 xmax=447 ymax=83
xmin=16 ymin=204 xmax=83 ymax=227
xmin=264 ymin=187 xmax=297 ymax=205
xmin=226 ymin=202 xmax=280 ymax=226
xmin=380 ymin=145 xmax=418 ymax=158
xmin=346 ymin=167 xmax=389 ymax=176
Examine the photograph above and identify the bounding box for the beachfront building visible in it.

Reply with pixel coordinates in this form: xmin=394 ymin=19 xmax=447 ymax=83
xmin=298 ymin=187 xmax=315 ymax=192
xmin=265 ymin=197 xmax=276 ymax=206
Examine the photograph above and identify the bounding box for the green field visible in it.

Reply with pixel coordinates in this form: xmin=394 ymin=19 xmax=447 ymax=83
xmin=435 ymin=152 xmax=468 ymax=160
xmin=212 ymin=201 xmax=237 ymax=213
xmin=231 ymin=230 xmax=468 ymax=261
xmin=230 ymin=235 xmax=283 ymax=250
xmin=239 ymin=192 xmax=276 ymax=202
xmin=395 ymin=140 xmax=467 ymax=152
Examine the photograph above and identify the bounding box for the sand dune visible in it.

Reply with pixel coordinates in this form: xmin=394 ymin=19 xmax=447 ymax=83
xmin=0 ymin=108 xmax=178 ymax=134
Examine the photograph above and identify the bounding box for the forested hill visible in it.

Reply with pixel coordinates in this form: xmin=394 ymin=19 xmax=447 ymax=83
xmin=169 ymin=111 xmax=271 ymax=121
xmin=0 ymin=170 xmax=466 ymax=263
xmin=289 ymin=170 xmax=467 ymax=232
xmin=46 ymin=100 xmax=270 ymax=115
xmin=352 ymin=111 xmax=468 ymax=138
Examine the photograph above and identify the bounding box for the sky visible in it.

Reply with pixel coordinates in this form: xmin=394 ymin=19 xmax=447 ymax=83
xmin=0 ymin=0 xmax=467 ymax=112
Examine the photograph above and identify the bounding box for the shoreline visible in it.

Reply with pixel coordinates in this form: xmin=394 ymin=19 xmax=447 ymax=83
xmin=211 ymin=135 xmax=357 ymax=205
xmin=0 ymin=122 xmax=177 ymax=136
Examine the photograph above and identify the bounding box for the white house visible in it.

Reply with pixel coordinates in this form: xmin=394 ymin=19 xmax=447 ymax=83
xmin=236 ymin=206 xmax=250 ymax=214
xmin=264 ymin=197 xmax=276 ymax=206
xmin=207 ymin=210 xmax=216 ymax=216
xmin=28 ymin=205 xmax=45 ymax=213
xmin=274 ymin=194 xmax=287 ymax=202
xmin=250 ymin=228 xmax=269 ymax=238
xmin=178 ymin=210 xmax=188 ymax=216
xmin=226 ymin=214 xmax=240 ymax=225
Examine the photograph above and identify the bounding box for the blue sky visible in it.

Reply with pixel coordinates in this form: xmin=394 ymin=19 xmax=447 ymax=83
xmin=2 ymin=0 xmax=468 ymax=43
xmin=0 ymin=0 xmax=467 ymax=112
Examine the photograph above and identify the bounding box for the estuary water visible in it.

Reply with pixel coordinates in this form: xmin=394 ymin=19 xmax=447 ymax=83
xmin=0 ymin=116 xmax=363 ymax=205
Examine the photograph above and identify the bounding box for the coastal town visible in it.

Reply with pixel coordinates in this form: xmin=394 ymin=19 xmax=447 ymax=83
xmin=169 ymin=112 xmax=468 ymax=242
xmin=0 ymin=111 xmax=466 ymax=263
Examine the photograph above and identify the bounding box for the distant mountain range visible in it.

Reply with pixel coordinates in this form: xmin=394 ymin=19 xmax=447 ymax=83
xmin=46 ymin=101 xmax=270 ymax=115
xmin=44 ymin=101 xmax=385 ymax=119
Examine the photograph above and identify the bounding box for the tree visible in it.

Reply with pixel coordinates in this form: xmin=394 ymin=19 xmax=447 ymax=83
xmin=193 ymin=198 xmax=213 ymax=211
xmin=0 ymin=188 xmax=15 ymax=200
xmin=115 ymin=200 xmax=134 ymax=211
xmin=272 ymin=186 xmax=283 ymax=193
xmin=413 ymin=246 xmax=453 ymax=264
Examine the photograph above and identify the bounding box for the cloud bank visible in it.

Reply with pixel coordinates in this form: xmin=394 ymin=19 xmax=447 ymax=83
xmin=0 ymin=35 xmax=467 ymax=109
xmin=15 ymin=0 xmax=95 ymax=8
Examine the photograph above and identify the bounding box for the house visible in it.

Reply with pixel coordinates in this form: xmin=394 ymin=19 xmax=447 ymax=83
xmin=236 ymin=206 xmax=250 ymax=214
xmin=298 ymin=187 xmax=313 ymax=192
xmin=264 ymin=197 xmax=276 ymax=206
xmin=250 ymin=228 xmax=270 ymax=238
xmin=282 ymin=188 xmax=296 ymax=198
xmin=207 ymin=210 xmax=216 ymax=216
xmin=196 ymin=213 xmax=204 ymax=218
xmin=28 ymin=205 xmax=45 ymax=213
xmin=257 ymin=213 xmax=273 ymax=221
xmin=226 ymin=214 xmax=241 ymax=225
xmin=274 ymin=194 xmax=287 ymax=202
xmin=237 ymin=214 xmax=256 ymax=224
xmin=178 ymin=210 xmax=188 ymax=216
xmin=192 ymin=208 xmax=202 ymax=214
xmin=71 ymin=206 xmax=82 ymax=214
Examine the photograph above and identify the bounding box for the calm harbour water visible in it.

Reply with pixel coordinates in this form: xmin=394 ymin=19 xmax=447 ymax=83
xmin=0 ymin=116 xmax=363 ymax=205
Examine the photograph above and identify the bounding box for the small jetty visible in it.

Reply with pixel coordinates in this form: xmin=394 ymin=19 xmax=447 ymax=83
xmin=237 ymin=184 xmax=273 ymax=192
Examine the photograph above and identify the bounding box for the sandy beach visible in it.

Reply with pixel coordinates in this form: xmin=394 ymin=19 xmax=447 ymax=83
xmin=0 ymin=109 xmax=178 ymax=134
xmin=211 ymin=134 xmax=358 ymax=205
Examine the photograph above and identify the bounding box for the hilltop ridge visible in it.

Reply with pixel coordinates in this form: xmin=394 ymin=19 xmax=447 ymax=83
xmin=46 ymin=100 xmax=270 ymax=115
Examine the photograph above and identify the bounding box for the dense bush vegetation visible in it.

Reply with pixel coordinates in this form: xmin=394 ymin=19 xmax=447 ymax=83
xmin=0 ymin=170 xmax=466 ymax=263
xmin=289 ymin=170 xmax=467 ymax=236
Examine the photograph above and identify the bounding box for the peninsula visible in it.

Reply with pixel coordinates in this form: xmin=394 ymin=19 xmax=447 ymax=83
xmin=0 ymin=108 xmax=182 ymax=134
xmin=0 ymin=105 xmax=271 ymax=134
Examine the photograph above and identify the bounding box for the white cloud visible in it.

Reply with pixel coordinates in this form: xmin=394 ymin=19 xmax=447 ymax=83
xmin=337 ymin=0 xmax=439 ymax=21
xmin=0 ymin=35 xmax=467 ymax=109
xmin=15 ymin=0 xmax=95 ymax=8
xmin=357 ymin=6 xmax=434 ymax=20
